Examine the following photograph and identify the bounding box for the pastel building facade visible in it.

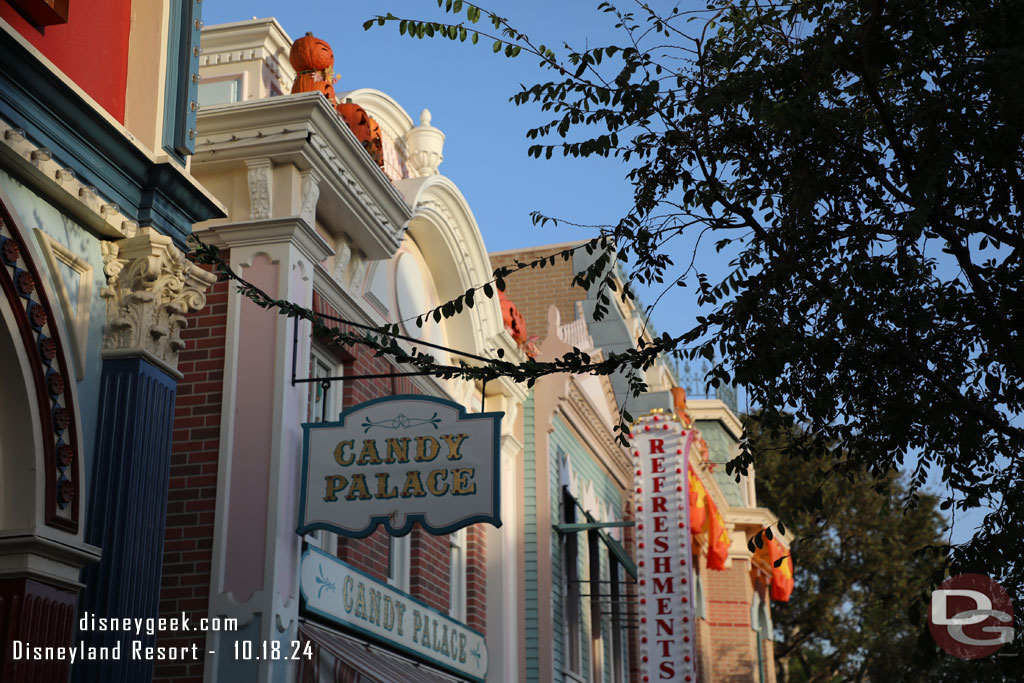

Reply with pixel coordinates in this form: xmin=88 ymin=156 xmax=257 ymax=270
xmin=0 ymin=1 xmax=222 ymax=682
xmin=491 ymin=244 xmax=791 ymax=683
xmin=155 ymin=18 xmax=527 ymax=683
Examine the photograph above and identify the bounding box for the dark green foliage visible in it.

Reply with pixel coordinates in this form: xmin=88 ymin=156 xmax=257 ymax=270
xmin=750 ymin=415 xmax=1009 ymax=682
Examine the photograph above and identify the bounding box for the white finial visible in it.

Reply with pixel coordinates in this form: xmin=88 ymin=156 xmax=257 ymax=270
xmin=405 ymin=106 xmax=445 ymax=177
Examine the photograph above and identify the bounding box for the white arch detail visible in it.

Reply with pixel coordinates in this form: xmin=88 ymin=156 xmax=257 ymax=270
xmin=394 ymin=174 xmax=504 ymax=357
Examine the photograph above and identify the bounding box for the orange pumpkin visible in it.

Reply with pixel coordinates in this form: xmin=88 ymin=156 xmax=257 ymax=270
xmin=336 ymin=102 xmax=372 ymax=137
xmin=290 ymin=32 xmax=334 ymax=72
xmin=335 ymin=102 xmax=385 ymax=168
xmin=292 ymin=73 xmax=336 ymax=102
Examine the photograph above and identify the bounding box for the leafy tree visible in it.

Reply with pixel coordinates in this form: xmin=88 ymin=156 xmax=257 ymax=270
xmin=750 ymin=415 xmax=1008 ymax=682
xmin=193 ymin=0 xmax=1024 ymax=642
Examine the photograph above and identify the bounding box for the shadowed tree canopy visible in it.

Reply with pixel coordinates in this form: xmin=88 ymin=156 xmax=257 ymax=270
xmin=749 ymin=415 xmax=1010 ymax=682
xmin=192 ymin=0 xmax=1024 ymax=649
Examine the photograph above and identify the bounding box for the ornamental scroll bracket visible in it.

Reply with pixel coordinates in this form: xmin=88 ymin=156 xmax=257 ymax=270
xmin=100 ymin=227 xmax=217 ymax=378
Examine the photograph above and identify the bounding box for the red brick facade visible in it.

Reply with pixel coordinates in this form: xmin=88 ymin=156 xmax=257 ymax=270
xmin=155 ymin=266 xmax=228 ymax=683
xmin=490 ymin=245 xmax=587 ymax=338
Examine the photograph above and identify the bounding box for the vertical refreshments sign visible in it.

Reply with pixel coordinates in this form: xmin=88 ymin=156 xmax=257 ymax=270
xmin=631 ymin=411 xmax=697 ymax=682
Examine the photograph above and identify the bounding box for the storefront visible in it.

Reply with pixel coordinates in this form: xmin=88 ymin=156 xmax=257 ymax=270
xmin=156 ymin=19 xmax=526 ymax=682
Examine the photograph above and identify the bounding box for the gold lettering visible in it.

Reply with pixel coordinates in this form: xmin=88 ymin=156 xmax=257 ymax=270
xmin=357 ymin=439 xmax=382 ymax=465
xmin=333 ymin=440 xmax=355 ymax=466
xmin=355 ymin=582 xmax=367 ymax=619
xmin=451 ymin=467 xmax=477 ymax=496
xmin=385 ymin=437 xmax=411 ymax=463
xmin=414 ymin=435 xmax=440 ymax=462
xmin=441 ymin=433 xmax=468 ymax=460
xmin=401 ymin=470 xmax=427 ymax=498
xmin=376 ymin=472 xmax=398 ymax=499
xmin=426 ymin=469 xmax=449 ymax=496
xmin=345 ymin=473 xmax=373 ymax=500
xmin=324 ymin=475 xmax=347 ymax=502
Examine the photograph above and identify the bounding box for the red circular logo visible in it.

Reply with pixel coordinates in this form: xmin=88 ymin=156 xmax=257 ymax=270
xmin=928 ymin=573 xmax=1014 ymax=659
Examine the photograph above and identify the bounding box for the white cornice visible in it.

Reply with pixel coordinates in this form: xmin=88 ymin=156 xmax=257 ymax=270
xmin=194 ymin=93 xmax=411 ymax=261
xmin=200 ymin=19 xmax=294 ymax=80
xmin=200 ymin=216 xmax=333 ymax=266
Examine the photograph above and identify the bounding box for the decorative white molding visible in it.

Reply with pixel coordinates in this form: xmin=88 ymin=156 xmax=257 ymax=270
xmin=33 ymin=229 xmax=93 ymax=380
xmin=100 ymin=228 xmax=217 ymax=377
xmin=193 ymin=94 xmax=411 ymax=261
xmin=246 ymin=158 xmax=273 ymax=220
xmin=332 ymin=237 xmax=352 ymax=285
xmin=306 ymin=131 xmax=402 ymax=241
xmin=1 ymin=117 xmax=137 ymax=241
xmin=299 ymin=168 xmax=322 ymax=228
xmin=348 ymin=250 xmax=368 ymax=292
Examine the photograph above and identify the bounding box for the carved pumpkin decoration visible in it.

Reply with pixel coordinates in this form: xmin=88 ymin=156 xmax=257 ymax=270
xmin=336 ymin=101 xmax=385 ymax=168
xmin=289 ymin=32 xmax=334 ymax=73
xmin=292 ymin=73 xmax=336 ymax=103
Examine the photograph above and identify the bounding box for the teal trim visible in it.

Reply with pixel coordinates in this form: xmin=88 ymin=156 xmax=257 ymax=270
xmin=521 ymin=395 xmax=540 ymax=682
xmin=163 ymin=0 xmax=202 ymax=161
xmin=696 ymin=419 xmax=746 ymax=507
xmin=299 ymin=546 xmax=488 ymax=682
xmin=598 ymin=530 xmax=636 ymax=579
xmin=296 ymin=394 xmax=504 ymax=539
xmin=0 ymin=29 xmax=223 ymax=249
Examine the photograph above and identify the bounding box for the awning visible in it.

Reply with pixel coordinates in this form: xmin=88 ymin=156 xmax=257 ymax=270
xmin=298 ymin=620 xmax=467 ymax=683
xmin=553 ymin=503 xmax=638 ymax=579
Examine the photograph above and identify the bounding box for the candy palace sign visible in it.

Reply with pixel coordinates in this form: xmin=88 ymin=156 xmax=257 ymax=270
xmin=298 ymin=395 xmax=502 ymax=538
xmin=631 ymin=413 xmax=698 ymax=682
xmin=300 ymin=547 xmax=488 ymax=681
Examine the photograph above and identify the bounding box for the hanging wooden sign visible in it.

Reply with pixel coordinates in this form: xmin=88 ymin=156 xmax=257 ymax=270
xmin=298 ymin=395 xmax=502 ymax=538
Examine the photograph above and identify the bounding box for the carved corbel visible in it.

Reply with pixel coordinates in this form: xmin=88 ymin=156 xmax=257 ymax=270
xmin=100 ymin=228 xmax=217 ymax=376
xmin=299 ymin=168 xmax=322 ymax=227
xmin=246 ymin=158 xmax=273 ymax=219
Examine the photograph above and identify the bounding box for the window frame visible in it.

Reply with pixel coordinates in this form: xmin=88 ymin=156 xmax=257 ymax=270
xmin=304 ymin=346 xmax=342 ymax=555
xmin=561 ymin=485 xmax=582 ymax=675
xmin=388 ymin=534 xmax=411 ymax=592
xmin=448 ymin=527 xmax=467 ymax=621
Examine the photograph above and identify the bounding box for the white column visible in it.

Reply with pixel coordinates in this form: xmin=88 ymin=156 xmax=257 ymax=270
xmin=201 ymin=218 xmax=331 ymax=683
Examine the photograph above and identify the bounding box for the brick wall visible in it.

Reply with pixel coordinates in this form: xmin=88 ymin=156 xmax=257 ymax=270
xmin=154 ymin=266 xmax=228 ymax=683
xmin=490 ymin=245 xmax=588 ymax=342
xmin=465 ymin=525 xmax=486 ymax=633
xmin=705 ymin=558 xmax=757 ymax=683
